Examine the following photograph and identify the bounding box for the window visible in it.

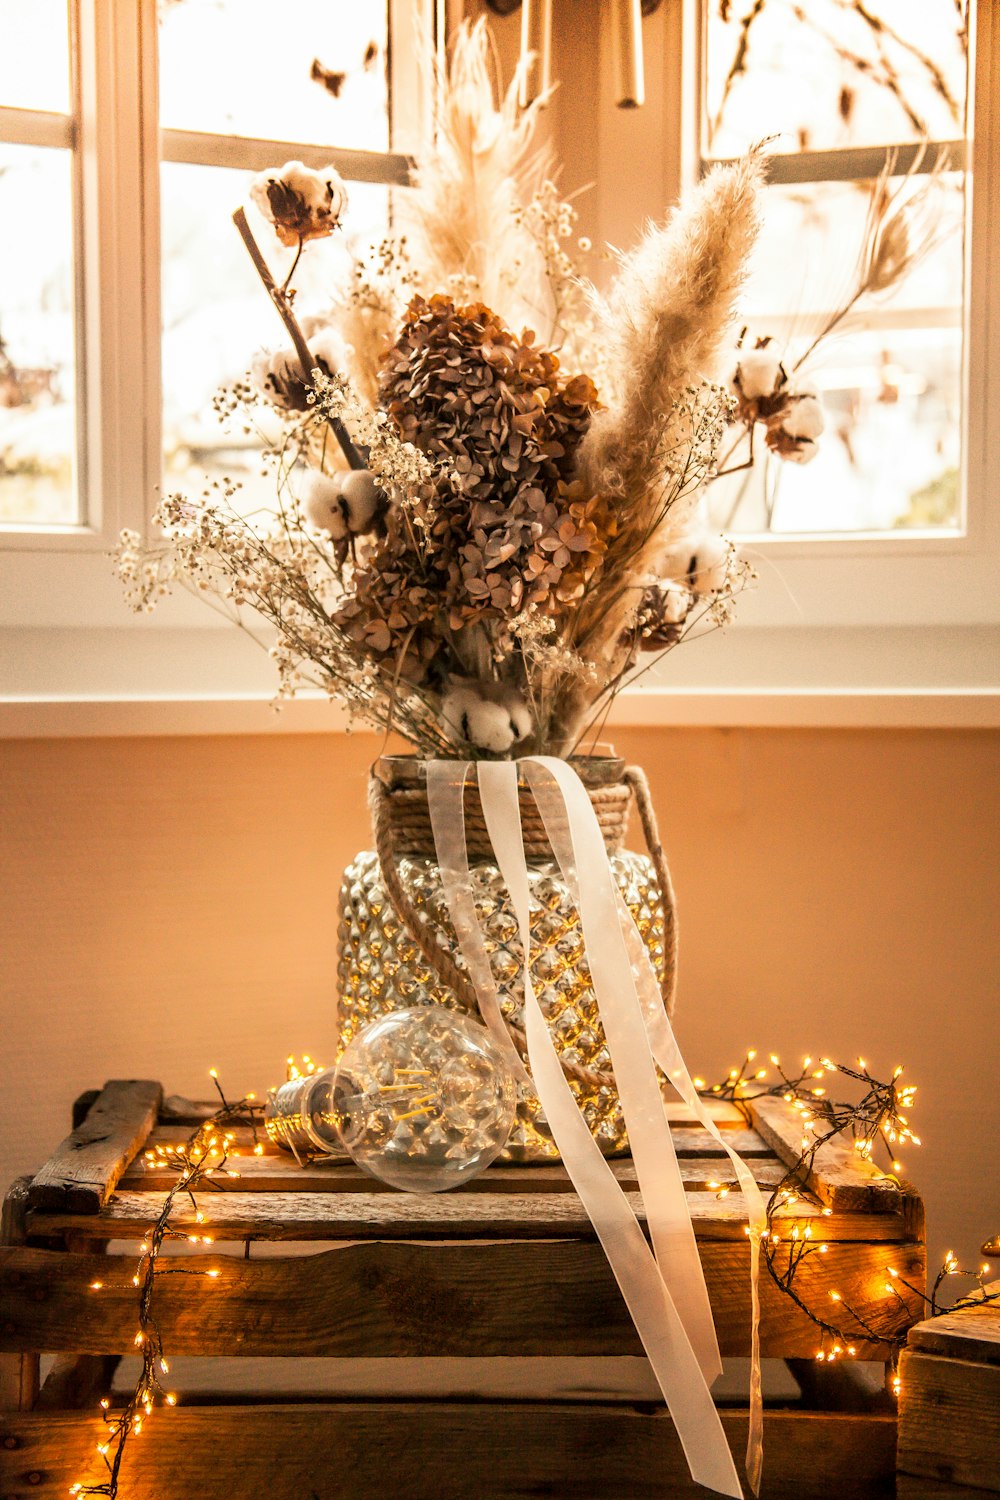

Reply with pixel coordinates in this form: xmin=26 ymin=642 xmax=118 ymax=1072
xmin=701 ymin=1 xmax=969 ymax=537
xmin=0 ymin=1 xmax=78 ymax=528
xmin=0 ymin=0 xmax=420 ymax=553
xmin=0 ymin=0 xmax=996 ymax=723
xmin=157 ymin=0 xmax=398 ymax=511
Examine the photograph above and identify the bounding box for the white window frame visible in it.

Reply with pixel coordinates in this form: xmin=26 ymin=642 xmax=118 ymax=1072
xmin=0 ymin=0 xmax=997 ymax=732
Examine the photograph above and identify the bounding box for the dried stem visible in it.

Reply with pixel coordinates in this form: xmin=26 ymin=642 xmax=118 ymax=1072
xmin=232 ymin=207 xmax=364 ymax=470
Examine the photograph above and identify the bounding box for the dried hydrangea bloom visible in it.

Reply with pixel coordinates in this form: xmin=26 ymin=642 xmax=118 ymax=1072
xmin=249 ymin=161 xmax=348 ymax=248
xmin=378 ymin=295 xmax=611 ymax=620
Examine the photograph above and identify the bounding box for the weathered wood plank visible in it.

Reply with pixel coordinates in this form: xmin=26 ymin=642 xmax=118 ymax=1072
xmin=34 ymin=1355 xmax=120 ymax=1411
xmin=747 ymin=1095 xmax=911 ymax=1213
xmin=141 ymin=1121 xmax=775 ymax=1162
xmin=27 ymin=1081 xmax=163 ymax=1214
xmin=71 ymin=1090 xmax=102 ymax=1131
xmin=160 ymin=1094 xmax=747 ymax=1127
xmin=0 ymin=1179 xmax=39 ymax=1413
xmin=906 ymin=1280 xmax=1000 ymax=1364
xmin=898 ymin=1480 xmax=1000 ymax=1500
xmin=897 ymin=1349 xmax=1000 ymax=1492
xmin=0 ymin=1403 xmax=897 ymax=1500
xmin=119 ymin=1151 xmax=789 ymax=1195
xmin=26 ymin=1184 xmax=914 ymax=1243
xmin=0 ymin=1239 xmax=924 ymax=1361
xmin=1 ymin=1178 xmax=31 ymax=1247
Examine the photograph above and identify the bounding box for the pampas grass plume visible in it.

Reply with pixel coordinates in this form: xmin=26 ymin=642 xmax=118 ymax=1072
xmin=578 ymin=151 xmax=766 ymax=509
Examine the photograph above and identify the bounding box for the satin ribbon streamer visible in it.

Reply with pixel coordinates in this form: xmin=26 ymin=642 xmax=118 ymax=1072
xmin=422 ymin=757 xmax=766 ymax=1497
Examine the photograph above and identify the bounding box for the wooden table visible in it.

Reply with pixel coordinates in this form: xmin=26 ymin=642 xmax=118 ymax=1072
xmin=0 ymin=1080 xmax=925 ymax=1498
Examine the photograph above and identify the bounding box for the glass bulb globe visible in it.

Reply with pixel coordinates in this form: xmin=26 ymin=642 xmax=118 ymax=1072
xmin=330 ymin=1006 xmax=517 ymax=1192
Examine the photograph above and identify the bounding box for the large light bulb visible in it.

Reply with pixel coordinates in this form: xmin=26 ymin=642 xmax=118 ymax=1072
xmin=330 ymin=1006 xmax=517 ymax=1192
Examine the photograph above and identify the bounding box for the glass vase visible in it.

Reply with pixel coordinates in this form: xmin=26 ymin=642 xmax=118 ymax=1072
xmin=335 ymin=757 xmax=671 ymax=1162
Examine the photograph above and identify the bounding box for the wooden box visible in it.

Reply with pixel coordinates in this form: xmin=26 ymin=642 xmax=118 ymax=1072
xmin=1 ymin=1080 xmax=925 ymax=1498
xmin=897 ymin=1282 xmax=1000 ymax=1498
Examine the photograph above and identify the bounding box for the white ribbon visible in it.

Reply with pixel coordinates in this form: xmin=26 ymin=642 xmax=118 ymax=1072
xmin=426 ymin=761 xmax=533 ymax=1089
xmin=421 ymin=756 xmax=766 ymax=1496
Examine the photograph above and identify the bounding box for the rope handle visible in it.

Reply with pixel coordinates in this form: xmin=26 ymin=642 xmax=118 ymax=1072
xmin=368 ymin=765 xmax=678 ymax=1090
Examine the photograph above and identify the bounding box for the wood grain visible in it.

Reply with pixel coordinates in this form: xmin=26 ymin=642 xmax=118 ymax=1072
xmin=26 ymin=1184 xmax=914 ymax=1243
xmin=0 ymin=1403 xmax=898 ymax=1500
xmin=119 ymin=1150 xmax=790 ymax=1195
xmin=27 ymin=1081 xmax=162 ymax=1214
xmin=897 ymin=1349 xmax=1000 ymax=1491
xmin=161 ymin=1093 xmax=746 ymax=1127
xmin=0 ymin=1238 xmax=924 ymax=1360
xmin=906 ymin=1280 xmax=1000 ymax=1363
xmin=141 ymin=1120 xmax=776 ymax=1160
xmin=898 ymin=1480 xmax=1000 ymax=1500
xmin=747 ymin=1095 xmax=911 ymax=1213
xmin=34 ymin=1355 xmax=120 ymax=1411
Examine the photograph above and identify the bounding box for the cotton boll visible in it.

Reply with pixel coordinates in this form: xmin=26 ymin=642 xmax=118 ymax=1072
xmin=463 ymin=699 xmax=517 ymax=754
xmin=340 ymin=469 xmax=381 ymax=535
xmin=301 ymin=471 xmax=348 ymax=538
xmin=496 ymin=686 xmax=533 ymax=744
xmin=780 ymin=439 xmax=819 ymax=465
xmin=779 ymin=392 xmax=824 ymax=441
xmin=249 ymin=161 xmax=348 ymax=248
xmin=660 ymin=532 xmax=732 ymax=596
xmin=441 ymin=685 xmax=478 ymax=744
xmin=308 ymin=325 xmax=347 ymax=379
xmin=660 ymin=583 xmax=694 ymax=624
xmin=250 ymin=347 xmax=312 ymax=412
xmin=441 ymin=683 xmax=525 ymax=755
xmin=732 ymin=348 xmax=783 ymax=402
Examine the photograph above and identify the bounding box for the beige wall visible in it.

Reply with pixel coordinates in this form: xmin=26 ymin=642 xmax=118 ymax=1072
xmin=2 ymin=726 xmax=997 ymax=1274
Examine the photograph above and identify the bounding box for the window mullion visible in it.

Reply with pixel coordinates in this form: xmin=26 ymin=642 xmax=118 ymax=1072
xmin=76 ymin=0 xmax=161 ymax=543
xmin=159 ymin=127 xmax=411 ymax=183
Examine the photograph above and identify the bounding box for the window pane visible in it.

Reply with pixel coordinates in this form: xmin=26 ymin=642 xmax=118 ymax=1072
xmin=704 ymin=1 xmax=968 ymax=158
xmin=0 ymin=0 xmax=71 ymax=115
xmin=158 ymin=0 xmax=389 ymax=150
xmin=0 ymin=144 xmax=78 ymax=526
xmin=708 ymin=175 xmax=964 ymax=535
xmin=161 ymin=160 xmax=389 ymax=509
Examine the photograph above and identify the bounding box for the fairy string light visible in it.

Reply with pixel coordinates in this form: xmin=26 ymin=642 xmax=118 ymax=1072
xmin=699 ymin=1051 xmax=1000 ymax=1375
xmin=71 ymin=1072 xmax=264 ymax=1499
xmin=71 ymin=1050 xmax=998 ymax=1496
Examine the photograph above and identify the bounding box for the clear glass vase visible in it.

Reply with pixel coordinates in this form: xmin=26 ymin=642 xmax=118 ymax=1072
xmin=336 ymin=763 xmax=668 ymax=1161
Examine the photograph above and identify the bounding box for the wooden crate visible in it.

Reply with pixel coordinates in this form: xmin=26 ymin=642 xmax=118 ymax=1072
xmin=0 ymin=1080 xmax=925 ymax=1499
xmin=897 ymin=1282 xmax=1000 ymax=1499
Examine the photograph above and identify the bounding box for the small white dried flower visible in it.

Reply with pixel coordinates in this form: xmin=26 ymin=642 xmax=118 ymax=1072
xmin=765 ymin=387 xmax=824 ymax=463
xmin=441 ymin=681 xmax=532 ymax=754
xmin=777 ymin=390 xmax=824 ymax=441
xmin=302 ymin=471 xmax=349 ymax=539
xmin=249 ymin=161 xmax=348 ymax=248
xmin=661 ymin=532 xmax=733 ymax=597
xmin=339 ymin=469 xmax=382 ymax=534
xmin=731 ymin=348 xmax=783 ymax=402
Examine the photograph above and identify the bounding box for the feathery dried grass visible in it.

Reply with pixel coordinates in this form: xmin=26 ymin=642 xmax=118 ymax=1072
xmin=792 ymin=145 xmax=954 ymax=374
xmin=577 ymin=151 xmax=766 ymax=514
xmin=400 ymin=19 xmax=555 ymax=331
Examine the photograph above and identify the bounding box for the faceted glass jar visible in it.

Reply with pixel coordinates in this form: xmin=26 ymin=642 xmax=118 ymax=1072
xmin=336 ymin=847 xmax=666 ymax=1161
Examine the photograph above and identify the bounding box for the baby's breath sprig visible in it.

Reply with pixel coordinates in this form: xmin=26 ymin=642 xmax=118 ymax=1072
xmin=71 ymin=1074 xmax=263 ymax=1499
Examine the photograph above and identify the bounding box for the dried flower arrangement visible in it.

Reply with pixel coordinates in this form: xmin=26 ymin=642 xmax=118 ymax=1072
xmin=117 ymin=21 xmax=946 ymax=758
